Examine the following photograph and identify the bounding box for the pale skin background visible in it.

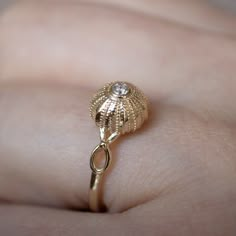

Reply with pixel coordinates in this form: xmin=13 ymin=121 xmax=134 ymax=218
xmin=0 ymin=0 xmax=236 ymax=235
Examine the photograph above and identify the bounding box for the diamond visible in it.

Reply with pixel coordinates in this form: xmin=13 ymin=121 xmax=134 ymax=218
xmin=111 ymin=82 xmax=130 ymax=96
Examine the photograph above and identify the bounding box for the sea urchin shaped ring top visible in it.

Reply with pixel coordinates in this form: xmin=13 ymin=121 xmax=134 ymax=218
xmin=89 ymin=81 xmax=149 ymax=212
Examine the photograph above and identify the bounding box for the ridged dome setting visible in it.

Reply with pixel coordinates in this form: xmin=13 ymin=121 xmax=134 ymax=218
xmin=90 ymin=81 xmax=148 ymax=135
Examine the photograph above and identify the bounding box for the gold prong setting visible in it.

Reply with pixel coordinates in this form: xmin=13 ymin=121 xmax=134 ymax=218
xmin=90 ymin=81 xmax=148 ymax=135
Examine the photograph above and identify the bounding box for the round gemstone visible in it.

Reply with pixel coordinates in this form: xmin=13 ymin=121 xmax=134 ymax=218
xmin=111 ymin=82 xmax=130 ymax=96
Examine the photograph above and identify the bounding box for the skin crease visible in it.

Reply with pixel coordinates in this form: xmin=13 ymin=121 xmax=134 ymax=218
xmin=0 ymin=0 xmax=236 ymax=235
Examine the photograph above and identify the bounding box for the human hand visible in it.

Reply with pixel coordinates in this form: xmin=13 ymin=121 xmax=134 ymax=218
xmin=0 ymin=1 xmax=236 ymax=235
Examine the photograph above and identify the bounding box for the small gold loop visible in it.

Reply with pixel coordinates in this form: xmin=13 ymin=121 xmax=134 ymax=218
xmin=99 ymin=127 xmax=120 ymax=144
xmin=106 ymin=132 xmax=120 ymax=144
xmin=90 ymin=142 xmax=111 ymax=175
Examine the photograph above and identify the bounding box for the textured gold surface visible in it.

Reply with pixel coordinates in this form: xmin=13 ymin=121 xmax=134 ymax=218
xmin=90 ymin=81 xmax=149 ymax=135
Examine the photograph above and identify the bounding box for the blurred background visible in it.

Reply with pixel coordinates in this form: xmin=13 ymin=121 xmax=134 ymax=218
xmin=0 ymin=0 xmax=236 ymax=13
xmin=209 ymin=0 xmax=236 ymax=12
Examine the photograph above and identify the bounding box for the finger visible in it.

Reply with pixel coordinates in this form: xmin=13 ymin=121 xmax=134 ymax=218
xmin=0 ymin=186 xmax=235 ymax=236
xmin=0 ymin=1 xmax=236 ymax=100
xmin=0 ymin=84 xmax=235 ymax=213
xmin=0 ymin=84 xmax=92 ymax=210
xmin=86 ymin=0 xmax=236 ymax=35
xmin=0 ymin=204 xmax=125 ymax=235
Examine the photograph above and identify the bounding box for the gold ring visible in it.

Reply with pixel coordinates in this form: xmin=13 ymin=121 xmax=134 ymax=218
xmin=89 ymin=81 xmax=149 ymax=212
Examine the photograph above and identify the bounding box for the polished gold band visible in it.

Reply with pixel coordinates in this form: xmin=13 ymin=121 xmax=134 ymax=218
xmin=89 ymin=128 xmax=119 ymax=212
xmin=89 ymin=141 xmax=111 ymax=212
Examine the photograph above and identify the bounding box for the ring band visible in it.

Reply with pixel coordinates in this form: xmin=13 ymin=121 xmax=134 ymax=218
xmin=89 ymin=81 xmax=149 ymax=212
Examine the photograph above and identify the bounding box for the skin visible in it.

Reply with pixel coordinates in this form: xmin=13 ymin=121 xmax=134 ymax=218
xmin=0 ymin=0 xmax=236 ymax=235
